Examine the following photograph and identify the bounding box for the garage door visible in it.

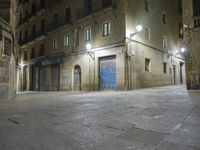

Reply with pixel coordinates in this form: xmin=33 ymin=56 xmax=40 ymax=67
xmin=99 ymin=56 xmax=116 ymax=90
xmin=39 ymin=67 xmax=45 ymax=91
xmin=51 ymin=64 xmax=60 ymax=91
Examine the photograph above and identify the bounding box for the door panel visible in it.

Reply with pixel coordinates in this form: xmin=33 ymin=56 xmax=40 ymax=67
xmin=39 ymin=67 xmax=45 ymax=91
xmin=99 ymin=56 xmax=116 ymax=90
xmin=51 ymin=64 xmax=60 ymax=91
xmin=73 ymin=65 xmax=81 ymax=91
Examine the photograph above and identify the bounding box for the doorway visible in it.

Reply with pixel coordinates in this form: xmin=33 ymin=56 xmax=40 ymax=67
xmin=73 ymin=65 xmax=81 ymax=91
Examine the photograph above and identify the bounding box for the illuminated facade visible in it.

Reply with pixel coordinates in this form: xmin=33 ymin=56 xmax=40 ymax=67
xmin=16 ymin=0 xmax=186 ymax=91
xmin=182 ymin=0 xmax=200 ymax=89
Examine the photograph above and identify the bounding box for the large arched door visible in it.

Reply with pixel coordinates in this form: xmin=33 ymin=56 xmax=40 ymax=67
xmin=73 ymin=65 xmax=81 ymax=91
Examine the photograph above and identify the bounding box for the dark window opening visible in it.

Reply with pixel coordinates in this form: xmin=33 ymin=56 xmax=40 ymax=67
xmin=30 ymin=47 xmax=35 ymax=59
xmin=65 ymin=7 xmax=71 ymax=23
xmin=144 ymin=0 xmax=149 ymax=12
xmin=102 ymin=0 xmax=112 ymax=8
xmin=163 ymin=63 xmax=167 ymax=74
xmin=53 ymin=13 xmax=58 ymax=27
xmin=40 ymin=44 xmax=44 ymax=56
xmin=32 ymin=3 xmax=36 ymax=15
xmin=193 ymin=0 xmax=200 ymax=16
xmin=40 ymin=19 xmax=45 ymax=32
xmin=85 ymin=0 xmax=92 ymax=15
xmin=32 ymin=25 xmax=36 ymax=37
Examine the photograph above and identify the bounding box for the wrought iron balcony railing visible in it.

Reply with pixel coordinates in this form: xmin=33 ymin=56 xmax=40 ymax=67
xmin=18 ymin=30 xmax=46 ymax=46
xmin=47 ymin=19 xmax=72 ymax=32
xmin=18 ymin=4 xmax=46 ymax=26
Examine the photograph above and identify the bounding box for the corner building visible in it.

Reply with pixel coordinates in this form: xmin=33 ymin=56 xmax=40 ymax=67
xmin=17 ymin=0 xmax=186 ymax=91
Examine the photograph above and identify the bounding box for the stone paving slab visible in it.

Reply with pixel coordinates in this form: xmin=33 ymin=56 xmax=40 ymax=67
xmin=0 ymin=85 xmax=200 ymax=150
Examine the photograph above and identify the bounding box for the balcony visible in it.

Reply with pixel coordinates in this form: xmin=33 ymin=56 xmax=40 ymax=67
xmin=19 ymin=30 xmax=46 ymax=47
xmin=47 ymin=19 xmax=72 ymax=32
xmin=75 ymin=1 xmax=116 ymax=20
xmin=194 ymin=16 xmax=200 ymax=29
xmin=18 ymin=4 xmax=46 ymax=27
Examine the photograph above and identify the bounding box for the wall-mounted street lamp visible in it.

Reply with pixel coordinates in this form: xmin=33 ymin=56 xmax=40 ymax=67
xmin=86 ymin=43 xmax=95 ymax=59
xmin=129 ymin=24 xmax=143 ymax=39
xmin=175 ymin=47 xmax=186 ymax=56
xmin=125 ymin=24 xmax=143 ymax=91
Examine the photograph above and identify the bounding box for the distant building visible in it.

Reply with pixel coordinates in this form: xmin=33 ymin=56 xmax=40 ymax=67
xmin=16 ymin=0 xmax=185 ymax=91
xmin=0 ymin=16 xmax=16 ymax=100
xmin=182 ymin=0 xmax=200 ymax=89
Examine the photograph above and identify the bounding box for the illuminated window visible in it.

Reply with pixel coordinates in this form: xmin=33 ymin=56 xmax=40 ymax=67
xmin=103 ymin=22 xmax=111 ymax=36
xmin=145 ymin=58 xmax=151 ymax=72
xmin=162 ymin=36 xmax=167 ymax=48
xmin=84 ymin=27 xmax=91 ymax=41
xmin=64 ymin=35 xmax=70 ymax=47
xmin=145 ymin=27 xmax=150 ymax=40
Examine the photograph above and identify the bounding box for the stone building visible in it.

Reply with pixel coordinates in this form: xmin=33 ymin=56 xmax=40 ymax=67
xmin=16 ymin=0 xmax=186 ymax=91
xmin=0 ymin=16 xmax=16 ymax=100
xmin=182 ymin=0 xmax=200 ymax=89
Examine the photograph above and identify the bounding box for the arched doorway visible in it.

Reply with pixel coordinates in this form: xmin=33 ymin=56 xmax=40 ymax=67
xmin=73 ymin=65 xmax=81 ymax=91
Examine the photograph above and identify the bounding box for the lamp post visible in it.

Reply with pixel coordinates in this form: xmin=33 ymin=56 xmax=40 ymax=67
xmin=125 ymin=24 xmax=143 ymax=90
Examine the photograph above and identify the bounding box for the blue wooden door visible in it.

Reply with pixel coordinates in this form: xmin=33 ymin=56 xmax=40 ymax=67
xmin=99 ymin=56 xmax=116 ymax=90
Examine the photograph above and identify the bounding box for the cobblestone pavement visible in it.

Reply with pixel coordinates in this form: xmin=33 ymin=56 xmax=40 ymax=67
xmin=0 ymin=85 xmax=200 ymax=150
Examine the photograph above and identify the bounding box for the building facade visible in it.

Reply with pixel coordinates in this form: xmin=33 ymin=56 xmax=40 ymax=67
xmin=16 ymin=0 xmax=186 ymax=91
xmin=182 ymin=0 xmax=200 ymax=89
xmin=0 ymin=16 xmax=16 ymax=100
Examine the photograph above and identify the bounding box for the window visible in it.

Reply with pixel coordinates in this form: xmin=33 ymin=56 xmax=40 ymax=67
xmin=40 ymin=0 xmax=46 ymax=8
xmin=145 ymin=27 xmax=150 ymax=40
xmin=24 ymin=50 xmax=28 ymax=61
xmin=65 ymin=7 xmax=71 ymax=23
xmin=103 ymin=22 xmax=111 ymax=36
xmin=163 ymin=63 xmax=167 ymax=74
xmin=32 ymin=25 xmax=36 ymax=37
xmin=162 ymin=12 xmax=166 ymax=24
xmin=53 ymin=39 xmax=58 ymax=50
xmin=40 ymin=19 xmax=45 ymax=32
xmin=3 ymin=37 xmax=11 ymax=56
xmin=84 ymin=27 xmax=91 ymax=41
xmin=64 ymin=35 xmax=70 ymax=47
xmin=25 ymin=30 xmax=28 ymax=40
xmin=74 ymin=29 xmax=79 ymax=47
xmin=30 ymin=47 xmax=35 ymax=59
xmin=40 ymin=44 xmax=44 ymax=56
xmin=193 ymin=0 xmax=200 ymax=16
xmin=162 ymin=36 xmax=167 ymax=48
xmin=145 ymin=58 xmax=151 ymax=72
xmin=32 ymin=3 xmax=36 ymax=14
xmin=144 ymin=0 xmax=149 ymax=12
xmin=84 ymin=0 xmax=92 ymax=15
xmin=102 ymin=0 xmax=112 ymax=8
xmin=53 ymin=13 xmax=58 ymax=27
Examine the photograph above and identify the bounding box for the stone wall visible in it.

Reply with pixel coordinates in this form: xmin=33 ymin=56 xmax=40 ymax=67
xmin=183 ymin=0 xmax=200 ymax=89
